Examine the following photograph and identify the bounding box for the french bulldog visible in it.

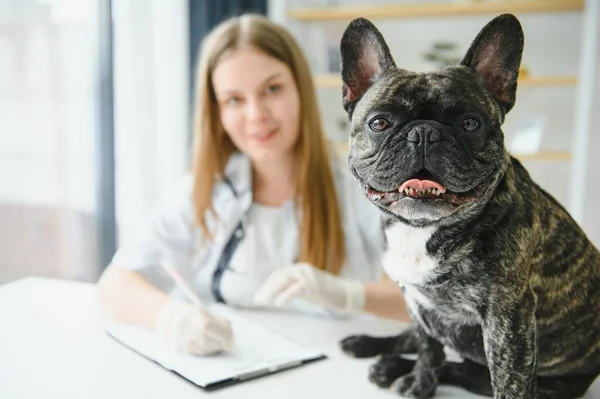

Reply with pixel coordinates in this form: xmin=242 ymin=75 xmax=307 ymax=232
xmin=338 ymin=14 xmax=600 ymax=399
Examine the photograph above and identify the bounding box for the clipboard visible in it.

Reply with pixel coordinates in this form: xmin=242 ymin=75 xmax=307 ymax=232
xmin=104 ymin=304 xmax=327 ymax=391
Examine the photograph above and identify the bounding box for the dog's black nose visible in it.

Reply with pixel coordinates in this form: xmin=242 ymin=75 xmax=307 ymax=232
xmin=407 ymin=125 xmax=442 ymax=143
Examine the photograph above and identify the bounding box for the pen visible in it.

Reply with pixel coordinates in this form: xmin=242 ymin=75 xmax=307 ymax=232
xmin=159 ymin=259 xmax=233 ymax=350
xmin=159 ymin=260 xmax=203 ymax=307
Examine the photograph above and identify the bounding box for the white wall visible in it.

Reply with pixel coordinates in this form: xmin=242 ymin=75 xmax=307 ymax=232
xmin=573 ymin=0 xmax=600 ymax=246
xmin=581 ymin=13 xmax=600 ymax=246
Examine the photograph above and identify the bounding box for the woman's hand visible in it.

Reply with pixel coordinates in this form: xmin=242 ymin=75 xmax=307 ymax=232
xmin=156 ymin=301 xmax=234 ymax=356
xmin=253 ymin=263 xmax=366 ymax=313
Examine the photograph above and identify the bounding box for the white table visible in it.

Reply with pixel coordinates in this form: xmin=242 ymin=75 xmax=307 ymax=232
xmin=0 ymin=278 xmax=598 ymax=399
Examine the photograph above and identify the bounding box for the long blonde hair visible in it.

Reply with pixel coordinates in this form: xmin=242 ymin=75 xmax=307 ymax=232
xmin=191 ymin=14 xmax=345 ymax=274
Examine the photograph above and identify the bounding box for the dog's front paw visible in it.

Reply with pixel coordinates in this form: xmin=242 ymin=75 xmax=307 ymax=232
xmin=368 ymin=355 xmax=414 ymax=388
xmin=390 ymin=371 xmax=437 ymax=399
xmin=340 ymin=335 xmax=388 ymax=358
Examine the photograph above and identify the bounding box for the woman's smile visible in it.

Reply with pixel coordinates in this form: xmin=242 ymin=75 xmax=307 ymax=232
xmin=249 ymin=127 xmax=278 ymax=143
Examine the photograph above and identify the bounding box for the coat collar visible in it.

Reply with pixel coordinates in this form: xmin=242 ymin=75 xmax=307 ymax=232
xmin=222 ymin=152 xmax=252 ymax=198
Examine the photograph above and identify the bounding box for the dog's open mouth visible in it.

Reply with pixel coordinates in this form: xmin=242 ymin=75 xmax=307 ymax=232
xmin=365 ymin=170 xmax=480 ymax=206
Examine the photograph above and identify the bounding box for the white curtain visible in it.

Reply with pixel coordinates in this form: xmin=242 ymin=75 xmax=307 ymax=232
xmin=112 ymin=0 xmax=190 ymax=248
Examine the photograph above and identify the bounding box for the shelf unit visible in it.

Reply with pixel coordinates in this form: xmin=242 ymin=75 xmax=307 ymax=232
xmin=287 ymin=0 xmax=584 ymax=21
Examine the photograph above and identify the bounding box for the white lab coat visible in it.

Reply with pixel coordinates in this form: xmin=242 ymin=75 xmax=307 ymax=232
xmin=111 ymin=150 xmax=385 ymax=315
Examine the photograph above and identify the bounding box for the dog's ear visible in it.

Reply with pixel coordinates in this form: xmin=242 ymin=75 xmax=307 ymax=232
xmin=340 ymin=18 xmax=396 ymax=114
xmin=461 ymin=13 xmax=524 ymax=114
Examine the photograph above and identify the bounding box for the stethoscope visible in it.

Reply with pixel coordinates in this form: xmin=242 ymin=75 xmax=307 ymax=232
xmin=210 ymin=176 xmax=301 ymax=304
xmin=211 ymin=176 xmax=247 ymax=304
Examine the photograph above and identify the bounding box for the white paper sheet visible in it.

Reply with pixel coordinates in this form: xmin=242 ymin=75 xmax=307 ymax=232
xmin=105 ymin=304 xmax=325 ymax=388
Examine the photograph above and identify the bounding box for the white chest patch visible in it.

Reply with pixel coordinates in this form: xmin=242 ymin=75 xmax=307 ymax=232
xmin=382 ymin=223 xmax=439 ymax=286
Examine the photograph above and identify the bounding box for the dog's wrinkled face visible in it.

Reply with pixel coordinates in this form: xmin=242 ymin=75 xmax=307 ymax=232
xmin=340 ymin=15 xmax=524 ymax=226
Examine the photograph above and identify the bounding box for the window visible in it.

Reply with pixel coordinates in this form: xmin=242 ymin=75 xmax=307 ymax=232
xmin=0 ymin=0 xmax=102 ymax=284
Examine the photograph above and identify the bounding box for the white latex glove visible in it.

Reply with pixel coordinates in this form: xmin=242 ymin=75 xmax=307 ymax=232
xmin=253 ymin=263 xmax=366 ymax=313
xmin=156 ymin=301 xmax=234 ymax=356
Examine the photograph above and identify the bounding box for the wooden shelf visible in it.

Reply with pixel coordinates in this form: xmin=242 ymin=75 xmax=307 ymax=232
xmin=288 ymin=0 xmax=584 ymax=21
xmin=517 ymin=76 xmax=578 ymax=86
xmin=332 ymin=142 xmax=571 ymax=162
xmin=314 ymin=75 xmax=341 ymax=87
xmin=314 ymin=74 xmax=577 ymax=88
xmin=514 ymin=151 xmax=571 ymax=162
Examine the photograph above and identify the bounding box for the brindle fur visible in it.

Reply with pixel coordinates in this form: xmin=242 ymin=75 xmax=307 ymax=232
xmin=339 ymin=14 xmax=600 ymax=399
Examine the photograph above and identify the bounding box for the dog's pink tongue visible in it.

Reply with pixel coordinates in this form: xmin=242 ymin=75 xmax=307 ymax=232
xmin=399 ymin=179 xmax=447 ymax=193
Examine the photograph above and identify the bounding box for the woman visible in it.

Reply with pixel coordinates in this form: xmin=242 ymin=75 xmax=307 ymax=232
xmin=97 ymin=14 xmax=409 ymax=357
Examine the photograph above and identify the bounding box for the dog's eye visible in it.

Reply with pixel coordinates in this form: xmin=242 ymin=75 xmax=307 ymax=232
xmin=368 ymin=118 xmax=391 ymax=132
xmin=461 ymin=118 xmax=479 ymax=132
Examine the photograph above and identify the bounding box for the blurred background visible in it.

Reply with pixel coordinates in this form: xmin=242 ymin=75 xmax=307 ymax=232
xmin=0 ymin=0 xmax=598 ymax=285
